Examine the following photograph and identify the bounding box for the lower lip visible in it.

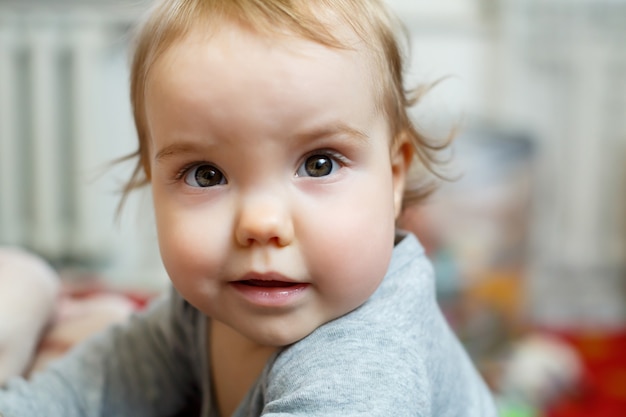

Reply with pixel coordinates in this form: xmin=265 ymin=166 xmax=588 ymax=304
xmin=231 ymin=282 xmax=309 ymax=308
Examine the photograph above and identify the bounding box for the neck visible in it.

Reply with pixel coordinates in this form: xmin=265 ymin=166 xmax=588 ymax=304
xmin=209 ymin=320 xmax=277 ymax=417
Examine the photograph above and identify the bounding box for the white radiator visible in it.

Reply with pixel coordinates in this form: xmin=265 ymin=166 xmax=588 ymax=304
xmin=0 ymin=9 xmax=139 ymax=264
xmin=507 ymin=1 xmax=626 ymax=328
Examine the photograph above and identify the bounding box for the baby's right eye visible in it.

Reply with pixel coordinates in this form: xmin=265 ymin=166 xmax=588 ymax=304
xmin=184 ymin=164 xmax=227 ymax=187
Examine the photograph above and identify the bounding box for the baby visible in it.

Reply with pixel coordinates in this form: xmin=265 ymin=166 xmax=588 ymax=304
xmin=0 ymin=0 xmax=497 ymax=416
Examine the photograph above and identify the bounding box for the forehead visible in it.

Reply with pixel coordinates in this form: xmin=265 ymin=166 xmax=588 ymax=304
xmin=161 ymin=24 xmax=363 ymax=79
xmin=145 ymin=19 xmax=380 ymax=150
xmin=144 ymin=21 xmax=380 ymax=137
xmin=146 ymin=15 xmax=382 ymax=99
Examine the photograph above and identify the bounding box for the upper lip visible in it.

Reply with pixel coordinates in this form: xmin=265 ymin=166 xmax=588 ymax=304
xmin=234 ymin=271 xmax=300 ymax=284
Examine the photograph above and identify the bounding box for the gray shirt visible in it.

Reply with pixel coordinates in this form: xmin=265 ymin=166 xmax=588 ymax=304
xmin=0 ymin=233 xmax=497 ymax=416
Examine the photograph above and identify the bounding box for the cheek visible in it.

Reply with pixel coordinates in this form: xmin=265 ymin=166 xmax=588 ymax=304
xmin=152 ymin=192 xmax=229 ymax=285
xmin=302 ymin=175 xmax=397 ymax=307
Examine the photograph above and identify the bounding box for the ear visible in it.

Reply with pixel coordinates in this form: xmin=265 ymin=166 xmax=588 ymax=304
xmin=390 ymin=137 xmax=414 ymax=218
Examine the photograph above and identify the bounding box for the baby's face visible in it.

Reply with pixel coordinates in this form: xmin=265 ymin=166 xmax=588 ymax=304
xmin=145 ymin=22 xmax=410 ymax=347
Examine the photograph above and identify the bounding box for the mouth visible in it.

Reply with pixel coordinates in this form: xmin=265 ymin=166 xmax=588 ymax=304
xmin=230 ymin=272 xmax=309 ymax=307
xmin=234 ymin=272 xmax=302 ymax=287
xmin=237 ymin=279 xmax=301 ymax=288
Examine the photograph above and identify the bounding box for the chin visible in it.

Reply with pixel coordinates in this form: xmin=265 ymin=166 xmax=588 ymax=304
xmin=243 ymin=322 xmax=317 ymax=348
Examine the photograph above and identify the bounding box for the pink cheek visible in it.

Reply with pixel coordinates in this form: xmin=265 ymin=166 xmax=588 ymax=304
xmin=158 ymin=224 xmax=200 ymax=270
xmin=328 ymin=208 xmax=394 ymax=280
xmin=308 ymin=220 xmax=391 ymax=282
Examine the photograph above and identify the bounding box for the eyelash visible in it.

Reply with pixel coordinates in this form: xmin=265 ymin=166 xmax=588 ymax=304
xmin=174 ymin=162 xmax=202 ymax=182
xmin=297 ymin=149 xmax=347 ymax=172
xmin=307 ymin=149 xmax=348 ymax=164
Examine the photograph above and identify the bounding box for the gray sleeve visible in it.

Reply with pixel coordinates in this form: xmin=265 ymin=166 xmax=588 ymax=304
xmin=259 ymin=325 xmax=430 ymax=417
xmin=0 ymin=289 xmax=202 ymax=417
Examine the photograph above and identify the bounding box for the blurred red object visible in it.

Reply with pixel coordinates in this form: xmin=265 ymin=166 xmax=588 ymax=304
xmin=545 ymin=329 xmax=626 ymax=417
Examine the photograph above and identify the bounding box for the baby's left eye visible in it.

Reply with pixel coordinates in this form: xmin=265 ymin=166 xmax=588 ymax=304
xmin=296 ymin=154 xmax=339 ymax=177
xmin=184 ymin=164 xmax=227 ymax=187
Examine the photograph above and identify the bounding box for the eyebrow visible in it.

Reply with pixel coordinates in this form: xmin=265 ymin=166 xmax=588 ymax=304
xmin=154 ymin=123 xmax=369 ymax=162
xmin=294 ymin=123 xmax=369 ymax=144
xmin=154 ymin=142 xmax=207 ymax=163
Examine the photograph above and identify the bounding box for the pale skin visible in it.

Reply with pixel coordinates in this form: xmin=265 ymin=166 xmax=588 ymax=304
xmin=144 ymin=20 xmax=413 ymax=417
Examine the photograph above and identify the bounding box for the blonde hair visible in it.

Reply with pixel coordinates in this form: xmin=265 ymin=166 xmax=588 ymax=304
xmin=122 ymin=0 xmax=451 ymax=207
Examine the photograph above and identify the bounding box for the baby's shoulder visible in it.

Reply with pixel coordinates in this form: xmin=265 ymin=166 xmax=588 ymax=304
xmin=270 ymin=302 xmax=429 ymax=387
xmin=260 ymin=315 xmax=430 ymax=415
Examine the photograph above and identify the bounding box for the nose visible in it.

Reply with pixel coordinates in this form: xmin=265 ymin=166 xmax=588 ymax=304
xmin=234 ymin=194 xmax=294 ymax=247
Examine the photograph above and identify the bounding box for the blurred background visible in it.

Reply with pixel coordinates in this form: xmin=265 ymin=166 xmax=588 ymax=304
xmin=1 ymin=0 xmax=626 ymax=415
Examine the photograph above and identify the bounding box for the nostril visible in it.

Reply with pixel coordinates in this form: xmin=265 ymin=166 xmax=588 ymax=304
xmin=240 ymin=235 xmax=288 ymax=248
